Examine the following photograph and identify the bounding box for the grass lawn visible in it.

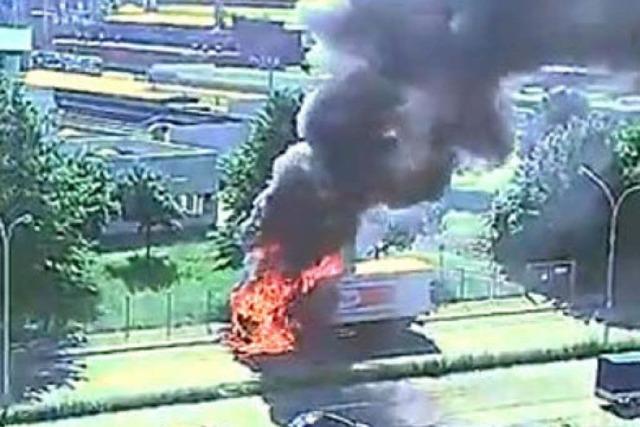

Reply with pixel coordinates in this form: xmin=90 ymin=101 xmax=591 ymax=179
xmin=417 ymin=309 xmax=640 ymax=357
xmin=92 ymin=240 xmax=240 ymax=332
xmin=17 ymin=397 xmax=275 ymax=427
xmin=37 ymin=345 xmax=255 ymax=405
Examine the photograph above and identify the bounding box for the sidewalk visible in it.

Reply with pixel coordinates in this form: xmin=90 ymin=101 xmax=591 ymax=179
xmin=417 ymin=295 xmax=555 ymax=324
xmin=73 ymin=323 xmax=227 ymax=357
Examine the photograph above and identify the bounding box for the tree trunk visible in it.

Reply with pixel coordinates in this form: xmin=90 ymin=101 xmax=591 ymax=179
xmin=145 ymin=225 xmax=152 ymax=261
xmin=144 ymin=225 xmax=152 ymax=290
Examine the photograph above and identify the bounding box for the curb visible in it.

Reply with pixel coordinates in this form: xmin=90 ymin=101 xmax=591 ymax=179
xmin=417 ymin=306 xmax=557 ymax=324
xmin=63 ymin=336 xmax=223 ymax=358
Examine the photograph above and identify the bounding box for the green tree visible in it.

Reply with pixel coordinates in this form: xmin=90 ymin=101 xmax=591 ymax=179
xmin=0 ymin=77 xmax=118 ymax=336
xmin=367 ymin=225 xmax=416 ymax=259
xmin=488 ymin=114 xmax=640 ymax=303
xmin=106 ymin=253 xmax=179 ymax=294
xmin=119 ymin=165 xmax=184 ymax=260
xmin=211 ymin=89 xmax=303 ymax=269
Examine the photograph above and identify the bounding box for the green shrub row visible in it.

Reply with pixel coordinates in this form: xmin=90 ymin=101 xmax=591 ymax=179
xmin=7 ymin=339 xmax=640 ymax=424
xmin=265 ymin=339 xmax=640 ymax=388
xmin=2 ymin=381 xmax=262 ymax=425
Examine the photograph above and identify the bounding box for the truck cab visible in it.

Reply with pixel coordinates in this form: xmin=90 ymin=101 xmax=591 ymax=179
xmin=595 ymin=352 xmax=640 ymax=413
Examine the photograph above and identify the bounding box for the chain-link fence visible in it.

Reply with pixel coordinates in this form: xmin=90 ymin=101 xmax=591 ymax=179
xmin=86 ymin=286 xmax=230 ymax=340
xmin=87 ymin=266 xmax=523 ymax=338
xmin=433 ymin=266 xmax=525 ymax=304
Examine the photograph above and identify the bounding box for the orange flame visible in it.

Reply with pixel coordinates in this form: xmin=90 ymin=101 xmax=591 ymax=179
xmin=226 ymin=245 xmax=344 ymax=358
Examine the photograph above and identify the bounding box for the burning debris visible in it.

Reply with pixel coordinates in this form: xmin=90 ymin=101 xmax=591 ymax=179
xmin=227 ymin=0 xmax=640 ymax=358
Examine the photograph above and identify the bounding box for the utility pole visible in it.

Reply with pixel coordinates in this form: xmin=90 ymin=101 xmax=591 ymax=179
xmin=214 ymin=0 xmax=224 ymax=29
xmin=144 ymin=0 xmax=158 ymax=12
xmin=579 ymin=164 xmax=640 ymax=343
xmin=0 ymin=214 xmax=33 ymax=404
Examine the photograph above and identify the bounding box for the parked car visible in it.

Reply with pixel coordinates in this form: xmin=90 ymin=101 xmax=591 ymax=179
xmin=288 ymin=411 xmax=369 ymax=427
xmin=77 ymin=56 xmax=103 ymax=75
xmin=31 ymin=51 xmax=103 ymax=75
xmin=31 ymin=51 xmax=64 ymax=71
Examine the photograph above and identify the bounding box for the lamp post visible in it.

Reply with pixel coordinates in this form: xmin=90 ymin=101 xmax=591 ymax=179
xmin=579 ymin=165 xmax=640 ymax=342
xmin=0 ymin=213 xmax=33 ymax=404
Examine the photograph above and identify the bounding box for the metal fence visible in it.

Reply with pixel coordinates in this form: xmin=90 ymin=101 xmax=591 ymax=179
xmin=433 ymin=266 xmax=525 ymax=304
xmin=86 ymin=266 xmax=524 ymax=341
xmin=86 ymin=287 xmax=229 ymax=339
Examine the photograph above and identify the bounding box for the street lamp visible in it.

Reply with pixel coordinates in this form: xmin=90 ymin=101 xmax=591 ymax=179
xmin=0 ymin=213 xmax=33 ymax=404
xmin=579 ymin=165 xmax=640 ymax=339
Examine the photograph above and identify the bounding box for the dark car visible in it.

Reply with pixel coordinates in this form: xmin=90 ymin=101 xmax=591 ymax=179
xmin=288 ymin=411 xmax=369 ymax=427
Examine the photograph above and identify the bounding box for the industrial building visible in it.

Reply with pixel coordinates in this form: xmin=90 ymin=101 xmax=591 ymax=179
xmin=0 ymin=4 xmax=32 ymax=76
xmin=62 ymin=134 xmax=220 ymax=246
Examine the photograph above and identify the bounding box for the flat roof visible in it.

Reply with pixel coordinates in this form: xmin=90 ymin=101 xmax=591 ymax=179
xmin=25 ymin=69 xmax=264 ymax=111
xmin=354 ymin=255 xmax=435 ymax=276
xmin=106 ymin=4 xmax=301 ymax=28
xmin=63 ymin=135 xmax=216 ymax=159
xmin=24 ymin=70 xmax=182 ymax=101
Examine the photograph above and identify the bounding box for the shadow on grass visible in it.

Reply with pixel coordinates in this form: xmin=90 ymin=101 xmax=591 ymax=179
xmin=601 ymin=403 xmax=640 ymax=420
xmin=10 ymin=335 xmax=86 ymax=404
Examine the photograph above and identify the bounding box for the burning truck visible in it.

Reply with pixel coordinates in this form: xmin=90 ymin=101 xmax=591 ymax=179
xmin=226 ymin=244 xmax=436 ymax=361
xmin=225 ymin=0 xmax=640 ymax=363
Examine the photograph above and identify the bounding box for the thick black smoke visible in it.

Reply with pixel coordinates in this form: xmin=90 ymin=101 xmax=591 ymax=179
xmin=250 ymin=0 xmax=640 ymax=272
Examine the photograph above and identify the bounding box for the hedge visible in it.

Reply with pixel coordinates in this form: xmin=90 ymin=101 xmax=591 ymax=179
xmin=2 ymin=381 xmax=261 ymax=425
xmin=6 ymin=338 xmax=640 ymax=424
xmin=263 ymin=339 xmax=640 ymax=388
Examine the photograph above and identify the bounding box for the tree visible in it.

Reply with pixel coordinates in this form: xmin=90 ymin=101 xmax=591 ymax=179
xmin=106 ymin=253 xmax=179 ymax=294
xmin=488 ymin=113 xmax=640 ymax=306
xmin=97 ymin=0 xmax=119 ymax=17
xmin=211 ymin=89 xmax=304 ymax=269
xmin=118 ymin=165 xmax=183 ymax=260
xmin=366 ymin=224 xmax=416 ymax=259
xmin=0 ymin=77 xmax=118 ymax=336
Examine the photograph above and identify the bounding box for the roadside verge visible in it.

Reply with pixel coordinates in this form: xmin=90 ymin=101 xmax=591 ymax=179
xmin=8 ymin=338 xmax=640 ymax=425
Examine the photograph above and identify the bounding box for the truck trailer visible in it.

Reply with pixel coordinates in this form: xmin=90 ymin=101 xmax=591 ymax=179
xmin=295 ymin=254 xmax=436 ymax=356
xmin=595 ymin=352 xmax=640 ymax=412
xmin=333 ymin=256 xmax=436 ymax=331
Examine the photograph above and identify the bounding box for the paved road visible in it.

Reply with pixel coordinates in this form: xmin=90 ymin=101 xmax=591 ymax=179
xmin=17 ymin=359 xmax=640 ymax=426
xmin=264 ymin=359 xmax=638 ymax=427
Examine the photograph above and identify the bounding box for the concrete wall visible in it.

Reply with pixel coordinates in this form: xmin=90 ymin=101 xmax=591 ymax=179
xmin=169 ymin=122 xmax=249 ymax=154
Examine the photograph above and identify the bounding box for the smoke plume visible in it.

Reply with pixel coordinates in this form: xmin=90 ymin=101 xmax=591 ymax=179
xmin=249 ymin=0 xmax=640 ymax=272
